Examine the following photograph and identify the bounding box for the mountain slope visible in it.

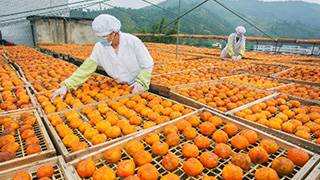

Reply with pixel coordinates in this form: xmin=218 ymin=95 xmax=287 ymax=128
xmin=70 ymin=0 xmax=320 ymax=39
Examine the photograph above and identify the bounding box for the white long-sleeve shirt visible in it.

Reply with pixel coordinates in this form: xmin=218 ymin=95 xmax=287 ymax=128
xmin=90 ymin=32 xmax=154 ymax=85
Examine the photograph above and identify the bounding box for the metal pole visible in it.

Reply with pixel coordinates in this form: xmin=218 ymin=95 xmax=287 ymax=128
xmin=311 ymin=44 xmax=316 ymax=55
xmin=175 ymin=0 xmax=181 ymax=60
xmin=50 ymin=0 xmax=53 ymax=14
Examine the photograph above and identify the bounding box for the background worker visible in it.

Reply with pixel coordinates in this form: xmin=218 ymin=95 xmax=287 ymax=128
xmin=221 ymin=26 xmax=246 ymax=60
xmin=51 ymin=14 xmax=153 ymax=100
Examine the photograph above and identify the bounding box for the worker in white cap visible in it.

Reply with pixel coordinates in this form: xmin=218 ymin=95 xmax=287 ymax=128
xmin=221 ymin=26 xmax=246 ymax=60
xmin=51 ymin=14 xmax=154 ymax=100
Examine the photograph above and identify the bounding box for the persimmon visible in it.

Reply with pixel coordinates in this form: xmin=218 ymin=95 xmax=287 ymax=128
xmin=200 ymin=151 xmax=218 ymax=168
xmin=183 ymin=127 xmax=197 ymax=139
xmin=214 ymin=143 xmax=232 ymax=159
xmin=151 ymin=141 xmax=168 ymax=156
xmin=248 ymin=146 xmax=269 ymax=164
xmin=137 ymin=163 xmax=159 ymax=180
xmin=295 ymin=130 xmax=311 ymax=140
xmin=104 ymin=148 xmax=122 ymax=164
xmin=287 ymin=148 xmax=309 ymax=166
xmin=255 ymin=167 xmax=278 ymax=180
xmin=271 ymin=157 xmax=294 ymax=175
xmin=71 ymin=142 xmax=88 ymax=152
xmin=166 ymin=133 xmax=180 ymax=147
xmin=222 ymin=164 xmax=243 ymax=180
xmin=240 ymin=129 xmax=258 ymax=144
xmin=223 ymin=123 xmax=238 ymax=136
xmin=117 ymin=160 xmax=136 ymax=178
xmin=200 ymin=111 xmax=213 ymax=121
xmin=163 ymin=125 xmax=178 ymax=136
xmin=183 ymin=158 xmax=203 ymax=176
xmin=162 ymin=153 xmax=179 ymax=171
xmin=91 ymin=134 xmax=107 ymax=145
xmin=208 ymin=116 xmax=222 ymax=127
xmin=93 ymin=166 xmax=116 ymax=180
xmin=122 ymin=125 xmax=137 ymax=135
xmin=231 ymin=153 xmax=251 ymax=170
xmin=133 ymin=150 xmax=152 ymax=166
xmin=125 ymin=140 xmax=144 ymax=156
xmin=231 ymin=135 xmax=249 ymax=150
xmin=187 ymin=115 xmax=200 ymax=127
xmin=194 ymin=135 xmax=210 ymax=149
xmin=199 ymin=121 xmax=215 ymax=135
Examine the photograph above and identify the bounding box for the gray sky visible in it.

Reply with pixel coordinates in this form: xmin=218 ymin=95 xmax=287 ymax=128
xmin=105 ymin=0 xmax=320 ymax=8
xmin=70 ymin=0 xmax=320 ymax=9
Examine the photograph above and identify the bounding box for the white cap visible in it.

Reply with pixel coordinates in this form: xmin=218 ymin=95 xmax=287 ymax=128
xmin=235 ymin=26 xmax=246 ymax=35
xmin=92 ymin=14 xmax=121 ymax=37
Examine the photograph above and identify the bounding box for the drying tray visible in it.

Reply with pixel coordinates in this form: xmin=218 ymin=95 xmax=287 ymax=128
xmin=43 ymin=92 xmax=195 ymax=162
xmin=66 ymin=108 xmax=319 ymax=180
xmin=0 ymin=86 xmax=38 ymax=116
xmin=0 ymin=156 xmax=71 ymax=180
xmin=0 ymin=109 xmax=56 ymax=171
xmin=227 ymin=94 xmax=320 ymax=153
xmin=169 ymin=80 xmax=277 ymax=115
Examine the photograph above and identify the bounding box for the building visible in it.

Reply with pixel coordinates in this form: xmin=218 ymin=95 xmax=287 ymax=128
xmin=254 ymin=44 xmax=319 ymax=55
xmin=0 ymin=0 xmax=69 ymax=46
xmin=27 ymin=15 xmax=96 ymax=45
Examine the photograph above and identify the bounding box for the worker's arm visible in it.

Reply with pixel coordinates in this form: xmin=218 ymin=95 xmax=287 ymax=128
xmin=61 ymin=58 xmax=98 ymax=90
xmin=134 ymin=38 xmax=154 ymax=91
xmin=239 ymin=37 xmax=246 ymax=56
xmin=227 ymin=34 xmax=236 ymax=57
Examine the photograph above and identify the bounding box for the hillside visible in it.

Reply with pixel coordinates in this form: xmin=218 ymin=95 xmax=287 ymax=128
xmin=70 ymin=0 xmax=320 ymax=39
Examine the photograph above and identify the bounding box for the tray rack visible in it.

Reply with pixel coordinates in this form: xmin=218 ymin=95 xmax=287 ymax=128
xmin=66 ymin=108 xmax=319 ymax=180
xmin=227 ymin=94 xmax=320 ymax=153
xmin=0 ymin=156 xmax=71 ymax=180
xmin=169 ymin=80 xmax=277 ymax=115
xmin=0 ymin=86 xmax=38 ymax=116
xmin=43 ymin=92 xmax=195 ymax=162
xmin=0 ymin=109 xmax=56 ymax=171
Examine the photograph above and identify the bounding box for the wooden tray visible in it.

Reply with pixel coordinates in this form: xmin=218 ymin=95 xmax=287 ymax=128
xmin=66 ymin=108 xmax=319 ymax=180
xmin=0 ymin=109 xmax=56 ymax=171
xmin=0 ymin=156 xmax=71 ymax=180
xmin=227 ymin=94 xmax=320 ymax=153
xmin=0 ymin=86 xmax=38 ymax=116
xmin=305 ymin=159 xmax=320 ymax=180
xmin=169 ymin=80 xmax=277 ymax=115
xmin=43 ymin=92 xmax=195 ymax=162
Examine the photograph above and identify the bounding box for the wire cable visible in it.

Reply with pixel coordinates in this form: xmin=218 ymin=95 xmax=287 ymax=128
xmin=159 ymin=0 xmax=209 ymax=32
xmin=0 ymin=1 xmax=104 ymax=24
xmin=0 ymin=0 xmax=110 ymax=19
xmin=212 ymin=0 xmax=275 ymax=41
xmin=102 ymin=2 xmax=190 ymax=35
xmin=140 ymin=0 xmax=219 ymax=34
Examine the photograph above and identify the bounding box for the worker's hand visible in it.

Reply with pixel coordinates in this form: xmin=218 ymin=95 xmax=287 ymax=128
xmin=236 ymin=55 xmax=242 ymax=60
xmin=232 ymin=56 xmax=237 ymax=60
xmin=51 ymin=85 xmax=67 ymax=101
xmin=129 ymin=82 xmax=144 ymax=94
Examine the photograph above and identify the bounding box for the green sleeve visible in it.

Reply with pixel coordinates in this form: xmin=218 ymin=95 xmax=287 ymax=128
xmin=227 ymin=42 xmax=235 ymax=57
xmin=239 ymin=46 xmax=245 ymax=56
xmin=136 ymin=69 xmax=151 ymax=91
xmin=61 ymin=58 xmax=98 ymax=91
